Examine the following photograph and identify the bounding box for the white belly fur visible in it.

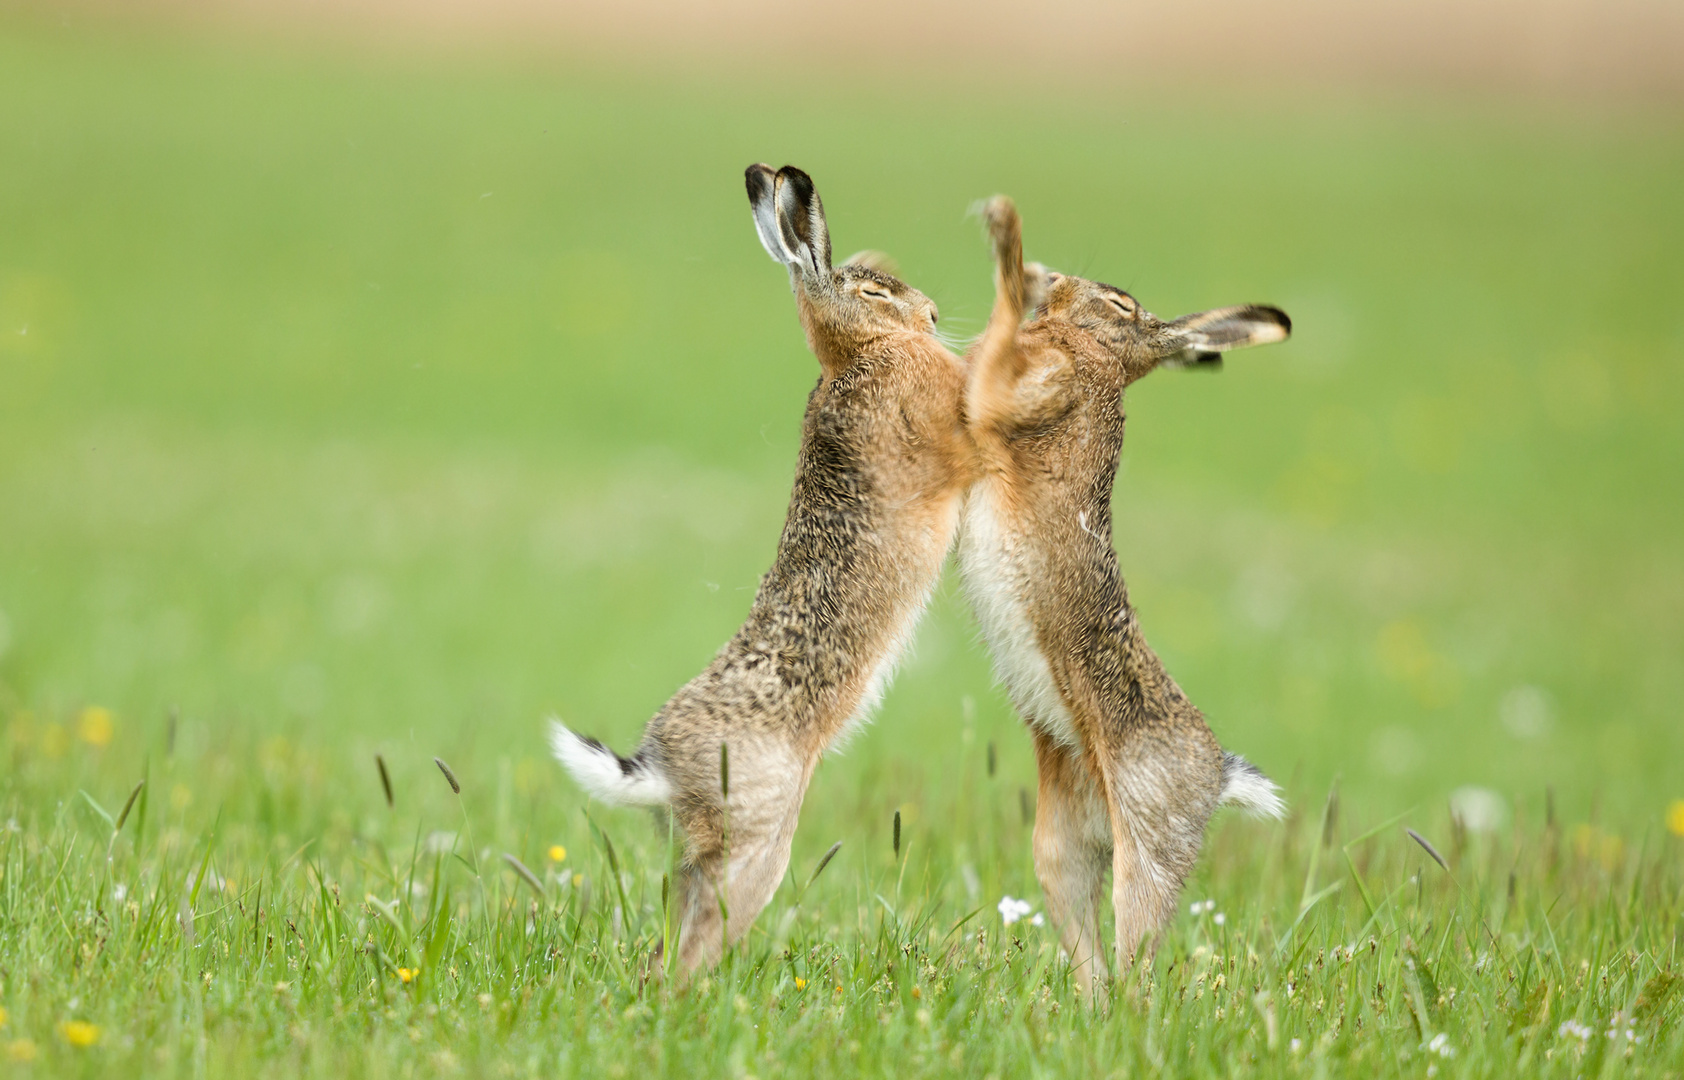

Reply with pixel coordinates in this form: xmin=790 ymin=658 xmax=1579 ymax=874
xmin=958 ymin=485 xmax=1080 ymax=750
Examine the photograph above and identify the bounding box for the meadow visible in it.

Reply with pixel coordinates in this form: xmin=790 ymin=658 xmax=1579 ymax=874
xmin=1 ymin=14 xmax=1682 ymax=1077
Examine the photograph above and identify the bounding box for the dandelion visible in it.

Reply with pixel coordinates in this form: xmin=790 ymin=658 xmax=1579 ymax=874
xmin=548 ymin=845 xmax=567 ymax=863
xmin=794 ymin=978 xmax=807 ymax=991
xmin=59 ymin=1020 xmax=99 ymax=1047
xmin=397 ymin=967 xmax=417 ymax=984
xmin=76 ymin=706 xmax=113 ymax=748
xmin=997 ymin=896 xmax=1033 ymax=926
xmin=1667 ymin=800 xmax=1684 ymax=838
xmin=7 ymin=1039 xmax=36 ymax=1063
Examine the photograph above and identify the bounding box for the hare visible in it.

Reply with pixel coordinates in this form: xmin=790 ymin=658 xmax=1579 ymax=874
xmin=959 ymin=196 xmax=1290 ymax=993
xmin=551 ymin=165 xmax=974 ymax=973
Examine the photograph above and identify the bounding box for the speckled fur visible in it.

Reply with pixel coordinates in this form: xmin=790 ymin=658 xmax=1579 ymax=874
xmin=960 ymin=197 xmax=1290 ymax=993
xmin=553 ymin=166 xmax=974 ymax=974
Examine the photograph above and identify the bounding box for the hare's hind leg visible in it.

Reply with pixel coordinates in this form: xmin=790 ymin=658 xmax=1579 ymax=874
xmin=1102 ymin=739 xmax=1223 ymax=976
xmin=1029 ymin=728 xmax=1112 ymax=996
xmin=1106 ymin=820 xmax=1178 ymax=978
xmin=672 ymin=746 xmax=810 ymax=973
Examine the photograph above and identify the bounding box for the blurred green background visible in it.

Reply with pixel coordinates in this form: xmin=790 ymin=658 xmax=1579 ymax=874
xmin=1 ymin=9 xmax=1680 ymax=848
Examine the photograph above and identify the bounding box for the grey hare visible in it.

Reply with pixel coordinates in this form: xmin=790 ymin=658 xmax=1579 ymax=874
xmin=551 ymin=166 xmax=975 ymax=973
xmin=960 ymin=196 xmax=1290 ymax=993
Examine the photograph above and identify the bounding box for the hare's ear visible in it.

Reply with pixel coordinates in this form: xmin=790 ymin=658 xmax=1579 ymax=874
xmin=1158 ymin=305 xmax=1290 ymax=369
xmin=773 ymin=166 xmax=833 ymax=285
xmin=745 ymin=163 xmax=792 ymax=265
xmin=841 ymin=250 xmax=898 ymax=276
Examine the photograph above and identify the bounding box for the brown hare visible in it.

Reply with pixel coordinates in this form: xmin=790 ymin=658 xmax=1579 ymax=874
xmin=551 ymin=165 xmax=975 ymax=973
xmin=960 ymin=196 xmax=1289 ymax=994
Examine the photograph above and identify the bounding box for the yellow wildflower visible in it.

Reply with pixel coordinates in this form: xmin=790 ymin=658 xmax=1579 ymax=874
xmin=547 ymin=845 xmax=567 ymax=863
xmin=397 ymin=967 xmax=417 ymax=984
xmin=572 ymin=872 xmax=583 ymax=888
xmin=7 ymin=1039 xmax=37 ymax=1063
xmin=0 ymin=1006 xmax=7 ymax=1026
xmin=59 ymin=1020 xmax=99 ymax=1047
xmin=794 ymin=978 xmax=806 ymax=991
xmin=1667 ymin=800 xmax=1684 ymax=838
xmin=77 ymin=706 xmax=114 ymax=748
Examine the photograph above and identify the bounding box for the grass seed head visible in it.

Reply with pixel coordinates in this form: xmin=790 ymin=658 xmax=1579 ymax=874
xmin=503 ymin=853 xmax=544 ymax=899
xmin=433 ymin=756 xmax=460 ymax=795
xmin=114 ymin=779 xmax=145 ymax=832
xmin=1406 ymin=827 xmax=1450 ymax=872
xmin=376 ymin=754 xmax=394 ymax=808
xmin=809 ymin=840 xmax=843 ymax=888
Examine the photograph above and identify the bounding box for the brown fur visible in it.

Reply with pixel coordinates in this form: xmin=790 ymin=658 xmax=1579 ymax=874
xmin=959 ymin=197 xmax=1289 ymax=993
xmin=554 ymin=166 xmax=975 ymax=974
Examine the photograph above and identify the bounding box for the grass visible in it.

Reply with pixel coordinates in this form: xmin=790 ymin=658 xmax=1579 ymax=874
xmin=1 ymin=13 xmax=1683 ymax=1078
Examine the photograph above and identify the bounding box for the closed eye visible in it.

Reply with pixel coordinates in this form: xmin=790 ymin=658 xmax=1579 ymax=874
xmin=861 ymin=286 xmax=891 ymax=301
xmin=1105 ymin=295 xmax=1136 ymax=317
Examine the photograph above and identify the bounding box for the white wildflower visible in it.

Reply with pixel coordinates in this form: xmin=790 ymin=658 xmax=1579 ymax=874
xmin=997 ymin=896 xmax=1032 ymax=926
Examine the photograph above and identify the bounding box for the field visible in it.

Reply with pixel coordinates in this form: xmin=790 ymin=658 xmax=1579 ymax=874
xmin=1 ymin=13 xmax=1683 ymax=1077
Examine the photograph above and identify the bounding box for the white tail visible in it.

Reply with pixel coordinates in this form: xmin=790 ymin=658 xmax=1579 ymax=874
xmin=548 ymin=721 xmax=671 ymax=807
xmin=1218 ymin=753 xmax=1286 ymax=819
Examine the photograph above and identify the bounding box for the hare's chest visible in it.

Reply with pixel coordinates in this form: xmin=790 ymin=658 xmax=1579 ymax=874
xmin=957 ymin=486 xmax=1079 ymax=750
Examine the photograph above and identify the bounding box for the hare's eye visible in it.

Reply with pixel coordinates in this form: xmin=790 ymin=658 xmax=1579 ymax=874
xmin=1105 ymin=295 xmax=1136 ymax=317
xmin=860 ymin=285 xmax=891 ymax=301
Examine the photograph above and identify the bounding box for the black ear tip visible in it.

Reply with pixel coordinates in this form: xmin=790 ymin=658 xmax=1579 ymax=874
xmin=745 ymin=164 xmax=776 ymax=198
xmin=776 ymin=165 xmax=817 ymax=204
xmin=1195 ymin=352 xmax=1224 ymax=370
xmin=1267 ymin=307 xmax=1292 ymax=334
